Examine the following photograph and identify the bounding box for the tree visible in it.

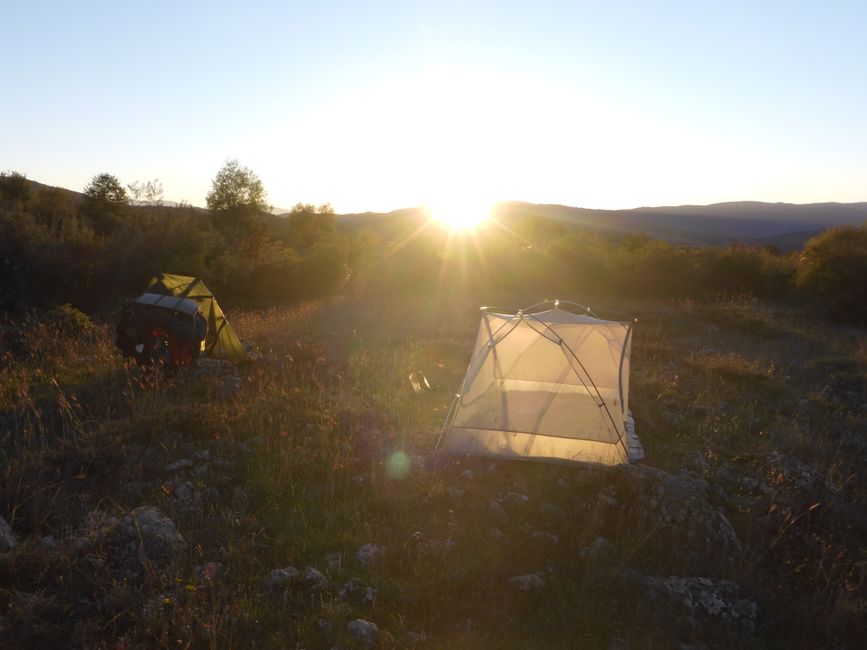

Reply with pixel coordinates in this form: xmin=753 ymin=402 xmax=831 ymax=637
xmin=796 ymin=224 xmax=867 ymax=322
xmin=0 ymin=171 xmax=30 ymax=204
xmin=206 ymin=160 xmax=269 ymax=246
xmin=82 ymin=173 xmax=128 ymax=235
xmin=127 ymin=178 xmax=165 ymax=205
xmin=282 ymin=202 xmax=335 ymax=249
xmin=206 ymin=159 xmax=268 ymax=213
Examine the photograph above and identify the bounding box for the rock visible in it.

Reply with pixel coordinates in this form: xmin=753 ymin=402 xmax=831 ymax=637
xmin=638 ymin=575 xmax=758 ymax=625
xmin=324 ymin=551 xmax=343 ymax=571
xmin=78 ymin=510 xmax=120 ymax=542
xmin=445 ymin=486 xmax=466 ymax=500
xmin=460 ymin=469 xmax=474 ymax=481
xmin=713 ymin=463 xmax=769 ymax=499
xmin=39 ymin=536 xmax=58 ymax=553
xmin=302 ymin=566 xmax=329 ymax=592
xmin=597 ymin=486 xmax=619 ymax=507
xmin=739 ymin=476 xmax=770 ymax=495
xmin=406 ymin=530 xmax=424 ymax=546
xmin=490 ymin=527 xmax=505 ymax=541
xmin=686 ymin=451 xmax=710 ymax=474
xmin=165 ymin=458 xmax=193 ymax=472
xmin=508 ymin=573 xmax=546 ymax=591
xmin=489 ymin=500 xmax=508 ymax=521
xmin=406 ymin=630 xmax=428 ymax=644
xmin=196 ymin=358 xmax=233 ymax=374
xmin=0 ymin=515 xmax=18 ymax=552
xmin=194 ymin=562 xmax=225 ymax=585
xmin=530 ymin=531 xmax=559 ymax=547
xmin=539 ymin=503 xmax=567 ymax=523
xmin=347 ymin=618 xmax=379 ymax=648
xmin=193 ymin=449 xmax=211 ymax=462
xmin=766 ymin=451 xmax=830 ymax=495
xmin=170 ymin=480 xmax=202 ymax=514
xmin=215 ymin=375 xmax=242 ymax=399
xmin=706 ymin=483 xmax=730 ymax=509
xmin=265 ymin=567 xmax=300 ymax=594
xmin=116 ymin=506 xmax=186 ymax=566
xmin=356 ymin=543 xmax=386 ymax=569
xmin=340 ymin=579 xmax=377 ymax=605
xmin=6 ymin=590 xmax=59 ymax=619
xmin=611 ymin=465 xmax=744 ymax=571
xmin=499 ymin=491 xmax=530 ymax=514
xmin=73 ymin=536 xmax=93 ymax=554
xmin=579 ymin=536 xmax=610 ymax=560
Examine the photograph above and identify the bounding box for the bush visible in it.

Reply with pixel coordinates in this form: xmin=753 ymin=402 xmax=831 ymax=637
xmin=0 ymin=171 xmax=30 ymax=203
xmin=44 ymin=303 xmax=94 ymax=335
xmin=796 ymin=225 xmax=867 ymax=322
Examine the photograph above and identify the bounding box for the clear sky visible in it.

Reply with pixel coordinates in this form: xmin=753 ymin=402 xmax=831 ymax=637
xmin=2 ymin=1 xmax=866 ymax=212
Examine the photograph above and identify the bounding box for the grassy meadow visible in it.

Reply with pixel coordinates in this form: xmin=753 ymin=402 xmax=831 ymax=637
xmin=1 ymin=292 xmax=865 ymax=649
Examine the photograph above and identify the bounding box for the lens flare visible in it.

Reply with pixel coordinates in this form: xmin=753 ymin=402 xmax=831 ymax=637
xmin=385 ymin=451 xmax=412 ymax=480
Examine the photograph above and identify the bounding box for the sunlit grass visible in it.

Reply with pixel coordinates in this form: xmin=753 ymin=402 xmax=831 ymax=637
xmin=0 ymin=296 xmax=865 ymax=647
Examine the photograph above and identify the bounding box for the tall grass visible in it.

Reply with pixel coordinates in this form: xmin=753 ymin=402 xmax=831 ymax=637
xmin=0 ymin=295 xmax=865 ymax=648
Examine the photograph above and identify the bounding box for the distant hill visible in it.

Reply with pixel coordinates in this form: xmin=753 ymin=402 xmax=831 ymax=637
xmin=337 ymin=201 xmax=867 ymax=249
xmin=17 ymin=178 xmax=867 ymax=250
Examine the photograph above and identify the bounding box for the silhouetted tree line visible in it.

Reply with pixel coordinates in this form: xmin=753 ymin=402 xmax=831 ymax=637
xmin=0 ymin=163 xmax=350 ymax=313
xmin=1 ymin=167 xmax=865 ymax=323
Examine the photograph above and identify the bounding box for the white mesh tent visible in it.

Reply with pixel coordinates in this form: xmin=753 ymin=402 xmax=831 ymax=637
xmin=437 ymin=301 xmax=643 ymax=466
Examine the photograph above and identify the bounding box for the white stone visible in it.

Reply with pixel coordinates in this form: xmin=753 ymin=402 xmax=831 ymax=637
xmin=347 ymin=618 xmax=379 ymax=648
xmin=0 ymin=516 xmax=18 ymax=552
xmin=508 ymin=573 xmax=546 ymax=591
xmin=356 ymin=543 xmax=386 ymax=569
xmin=265 ymin=567 xmax=300 ymax=593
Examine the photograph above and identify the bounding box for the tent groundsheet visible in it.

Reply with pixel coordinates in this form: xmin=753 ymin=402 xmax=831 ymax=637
xmin=438 ymin=301 xmax=643 ymax=466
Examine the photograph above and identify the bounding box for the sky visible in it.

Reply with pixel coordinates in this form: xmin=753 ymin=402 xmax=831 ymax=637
xmin=2 ymin=0 xmax=866 ymax=212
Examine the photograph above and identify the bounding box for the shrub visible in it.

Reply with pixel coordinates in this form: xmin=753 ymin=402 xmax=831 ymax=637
xmin=796 ymin=224 xmax=867 ymax=322
xmin=44 ymin=303 xmax=95 ymax=335
xmin=0 ymin=170 xmax=30 ymax=203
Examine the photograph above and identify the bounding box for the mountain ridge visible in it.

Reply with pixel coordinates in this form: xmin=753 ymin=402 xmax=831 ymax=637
xmin=336 ymin=200 xmax=867 ymax=249
xmin=18 ymin=178 xmax=867 ymax=249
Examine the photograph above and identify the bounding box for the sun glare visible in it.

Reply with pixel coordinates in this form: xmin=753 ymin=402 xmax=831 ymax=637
xmin=427 ymin=195 xmax=493 ymax=231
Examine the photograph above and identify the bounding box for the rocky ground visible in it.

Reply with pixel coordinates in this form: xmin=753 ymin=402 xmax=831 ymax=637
xmin=0 ymin=296 xmax=865 ymax=648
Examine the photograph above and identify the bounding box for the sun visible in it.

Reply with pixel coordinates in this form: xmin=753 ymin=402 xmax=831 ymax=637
xmin=426 ymin=194 xmax=493 ymax=231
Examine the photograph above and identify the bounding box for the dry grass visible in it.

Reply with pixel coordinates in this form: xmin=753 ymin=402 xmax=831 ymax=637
xmin=0 ymin=295 xmax=865 ymax=648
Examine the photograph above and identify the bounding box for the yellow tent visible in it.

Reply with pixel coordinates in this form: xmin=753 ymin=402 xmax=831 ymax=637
xmin=147 ymin=273 xmax=248 ymax=363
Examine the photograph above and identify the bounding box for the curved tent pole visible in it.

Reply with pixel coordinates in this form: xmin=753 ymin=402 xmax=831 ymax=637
xmin=526 ymin=299 xmax=591 ymax=314
xmin=435 ymin=312 xmax=523 ymax=451
xmin=437 ymin=301 xmax=634 ymax=461
xmin=434 ymin=394 xmax=460 ymax=451
xmin=482 ymin=300 xmax=592 ymax=316
xmin=618 ymin=322 xmax=635 ymax=413
xmin=482 ymin=300 xmax=630 ymax=323
xmin=522 ymin=313 xmax=630 ymax=460
xmin=517 ymin=299 xmax=635 ymax=323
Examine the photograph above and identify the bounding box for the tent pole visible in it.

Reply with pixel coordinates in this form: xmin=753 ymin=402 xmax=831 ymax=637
xmin=434 ymin=393 xmax=460 ymax=451
xmin=523 ymin=313 xmax=630 ymax=460
xmin=435 ymin=312 xmax=523 ymax=452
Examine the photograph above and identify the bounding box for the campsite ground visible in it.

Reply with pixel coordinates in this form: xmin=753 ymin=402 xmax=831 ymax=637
xmin=1 ymin=294 xmax=865 ymax=648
